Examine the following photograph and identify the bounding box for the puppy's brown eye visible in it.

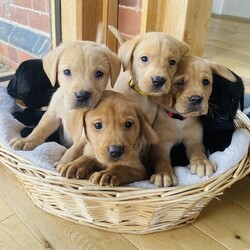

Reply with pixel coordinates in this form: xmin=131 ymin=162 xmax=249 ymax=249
xmin=63 ymin=69 xmax=71 ymax=76
xmin=169 ymin=59 xmax=176 ymax=65
xmin=95 ymin=71 xmax=104 ymax=78
xmin=93 ymin=122 xmax=103 ymax=130
xmin=141 ymin=56 xmax=149 ymax=62
xmin=203 ymin=79 xmax=210 ymax=85
xmin=125 ymin=121 xmax=133 ymax=129
xmin=176 ymin=79 xmax=184 ymax=86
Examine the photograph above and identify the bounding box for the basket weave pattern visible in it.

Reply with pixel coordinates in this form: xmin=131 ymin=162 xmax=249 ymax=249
xmin=0 ymin=111 xmax=250 ymax=234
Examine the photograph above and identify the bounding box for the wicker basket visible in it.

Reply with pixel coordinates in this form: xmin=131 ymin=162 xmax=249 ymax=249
xmin=0 ymin=110 xmax=250 ymax=234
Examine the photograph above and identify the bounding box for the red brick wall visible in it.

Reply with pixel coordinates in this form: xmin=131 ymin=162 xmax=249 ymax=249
xmin=1 ymin=0 xmax=143 ymax=69
xmin=118 ymin=0 xmax=142 ymax=40
xmin=0 ymin=0 xmax=51 ymax=69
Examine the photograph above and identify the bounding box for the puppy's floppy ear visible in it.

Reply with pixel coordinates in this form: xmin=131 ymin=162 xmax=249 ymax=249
xmin=104 ymin=49 xmax=121 ymax=88
xmin=66 ymin=109 xmax=87 ymax=141
xmin=176 ymin=40 xmax=190 ymax=57
xmin=135 ymin=107 xmax=159 ymax=145
xmin=43 ymin=44 xmax=64 ymax=86
xmin=208 ymin=61 xmax=237 ymax=82
xmin=118 ymin=36 xmax=139 ymax=71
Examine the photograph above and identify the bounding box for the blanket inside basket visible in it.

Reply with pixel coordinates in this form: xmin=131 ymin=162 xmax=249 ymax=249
xmin=0 ymin=83 xmax=249 ymax=187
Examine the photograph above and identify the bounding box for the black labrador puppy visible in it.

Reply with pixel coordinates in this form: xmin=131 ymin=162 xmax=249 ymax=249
xmin=171 ymin=70 xmax=244 ymax=166
xmin=201 ymin=71 xmax=244 ymax=153
xmin=7 ymin=59 xmax=60 ymax=142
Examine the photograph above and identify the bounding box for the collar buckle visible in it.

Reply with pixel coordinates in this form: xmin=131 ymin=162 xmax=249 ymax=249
xmin=166 ymin=110 xmax=187 ymax=120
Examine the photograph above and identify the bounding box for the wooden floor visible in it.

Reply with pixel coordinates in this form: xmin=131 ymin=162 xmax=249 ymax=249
xmin=1 ymin=16 xmax=250 ymax=250
xmin=1 ymin=164 xmax=250 ymax=249
xmin=205 ymin=15 xmax=250 ymax=93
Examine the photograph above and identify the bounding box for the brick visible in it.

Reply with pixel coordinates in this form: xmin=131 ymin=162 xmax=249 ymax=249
xmin=0 ymin=1 xmax=11 ymax=18
xmin=0 ymin=55 xmax=18 ymax=69
xmin=0 ymin=20 xmax=15 ymax=43
xmin=7 ymin=45 xmax=18 ymax=62
xmin=14 ymin=7 xmax=29 ymax=25
xmin=0 ymin=5 xmax=17 ymax=22
xmin=12 ymin=0 xmax=32 ymax=9
xmin=0 ymin=43 xmax=19 ymax=69
xmin=28 ymin=11 xmax=50 ymax=33
xmin=119 ymin=0 xmax=138 ymax=7
xmin=33 ymin=35 xmax=51 ymax=57
xmin=9 ymin=26 xmax=39 ymax=53
xmin=118 ymin=7 xmax=141 ymax=36
xmin=1 ymin=20 xmax=51 ymax=58
xmin=3 ymin=6 xmax=16 ymax=22
xmin=0 ymin=4 xmax=4 ymax=17
xmin=18 ymin=49 xmax=35 ymax=63
xmin=0 ymin=43 xmax=8 ymax=58
xmin=32 ymin=0 xmax=48 ymax=13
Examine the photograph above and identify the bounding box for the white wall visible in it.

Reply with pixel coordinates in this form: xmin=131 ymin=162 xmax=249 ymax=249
xmin=212 ymin=0 xmax=250 ymax=18
xmin=212 ymin=0 xmax=224 ymax=14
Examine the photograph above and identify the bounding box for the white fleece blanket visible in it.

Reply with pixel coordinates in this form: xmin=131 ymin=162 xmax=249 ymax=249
xmin=0 ymin=84 xmax=249 ymax=187
xmin=0 ymin=84 xmax=67 ymax=170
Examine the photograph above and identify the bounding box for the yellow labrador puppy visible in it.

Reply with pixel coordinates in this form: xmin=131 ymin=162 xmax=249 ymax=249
xmin=108 ymin=26 xmax=190 ymax=124
xmin=57 ymin=91 xmax=158 ymax=186
xmin=150 ymin=55 xmax=237 ymax=187
xmin=10 ymin=41 xmax=121 ymax=165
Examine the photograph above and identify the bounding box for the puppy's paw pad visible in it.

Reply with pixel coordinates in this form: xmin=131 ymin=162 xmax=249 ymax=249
xmin=150 ymin=172 xmax=178 ymax=187
xmin=190 ymin=159 xmax=217 ymax=176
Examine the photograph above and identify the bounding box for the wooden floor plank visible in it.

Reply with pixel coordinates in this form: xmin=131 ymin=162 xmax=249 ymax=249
xmin=0 ymin=165 xmax=137 ymax=250
xmin=123 ymin=225 xmax=226 ymax=250
xmin=205 ymin=16 xmax=250 ymax=93
xmin=194 ymin=196 xmax=250 ymax=249
xmin=0 ymin=215 xmax=45 ymax=250
xmin=0 ymin=196 xmax=14 ymax=221
xmin=205 ymin=45 xmax=250 ymax=78
xmin=224 ymin=176 xmax=250 ymax=210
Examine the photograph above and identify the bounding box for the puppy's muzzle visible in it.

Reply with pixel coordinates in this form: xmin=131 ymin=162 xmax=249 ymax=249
xmin=151 ymin=76 xmax=166 ymax=89
xmin=75 ymin=91 xmax=92 ymax=103
xmin=189 ymin=95 xmax=203 ymax=107
xmin=108 ymin=145 xmax=124 ymax=161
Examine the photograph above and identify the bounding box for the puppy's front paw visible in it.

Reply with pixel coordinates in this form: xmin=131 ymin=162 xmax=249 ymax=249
xmin=90 ymin=171 xmax=120 ymax=186
xmin=9 ymin=137 xmax=40 ymax=150
xmin=56 ymin=162 xmax=89 ymax=179
xmin=190 ymin=159 xmax=217 ymax=176
xmin=150 ymin=172 xmax=178 ymax=187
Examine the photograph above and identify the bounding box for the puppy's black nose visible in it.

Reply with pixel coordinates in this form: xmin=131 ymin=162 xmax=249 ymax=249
xmin=189 ymin=95 xmax=203 ymax=105
xmin=108 ymin=145 xmax=124 ymax=159
xmin=75 ymin=91 xmax=91 ymax=102
xmin=152 ymin=76 xmax=166 ymax=88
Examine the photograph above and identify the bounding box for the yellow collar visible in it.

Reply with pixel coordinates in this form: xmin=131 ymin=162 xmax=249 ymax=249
xmin=129 ymin=79 xmax=148 ymax=96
